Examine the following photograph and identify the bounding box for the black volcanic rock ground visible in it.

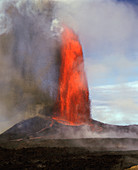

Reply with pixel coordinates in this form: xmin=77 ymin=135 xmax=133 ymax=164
xmin=0 ymin=116 xmax=138 ymax=170
xmin=0 ymin=146 xmax=138 ymax=170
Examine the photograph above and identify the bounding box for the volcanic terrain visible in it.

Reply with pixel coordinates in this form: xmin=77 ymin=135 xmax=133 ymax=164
xmin=0 ymin=1 xmax=138 ymax=170
xmin=0 ymin=116 xmax=138 ymax=170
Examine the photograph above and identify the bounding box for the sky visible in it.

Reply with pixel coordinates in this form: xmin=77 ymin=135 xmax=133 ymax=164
xmin=0 ymin=0 xmax=138 ymax=133
xmin=81 ymin=0 xmax=138 ymax=125
xmin=54 ymin=0 xmax=138 ymax=125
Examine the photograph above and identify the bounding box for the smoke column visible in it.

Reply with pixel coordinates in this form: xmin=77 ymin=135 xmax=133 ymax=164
xmin=0 ymin=0 xmax=61 ymax=133
xmin=0 ymin=0 xmax=137 ymax=133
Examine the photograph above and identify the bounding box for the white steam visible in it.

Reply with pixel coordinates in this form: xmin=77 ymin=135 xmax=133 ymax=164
xmin=0 ymin=0 xmax=138 ymax=133
xmin=0 ymin=0 xmax=60 ymax=133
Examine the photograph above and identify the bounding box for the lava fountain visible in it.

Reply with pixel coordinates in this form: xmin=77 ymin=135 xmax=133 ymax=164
xmin=53 ymin=26 xmax=91 ymax=125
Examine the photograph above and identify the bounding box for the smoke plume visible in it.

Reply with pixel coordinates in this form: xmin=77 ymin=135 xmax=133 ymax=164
xmin=0 ymin=0 xmax=61 ymax=133
xmin=0 ymin=0 xmax=138 ymax=133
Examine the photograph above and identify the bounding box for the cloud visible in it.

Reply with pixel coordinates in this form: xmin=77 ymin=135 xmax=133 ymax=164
xmin=0 ymin=0 xmax=138 ymax=133
xmin=56 ymin=0 xmax=138 ymax=45
xmin=56 ymin=0 xmax=138 ymax=83
xmin=90 ymin=81 xmax=138 ymax=125
xmin=56 ymin=0 xmax=138 ymax=126
xmin=85 ymin=52 xmax=138 ymax=85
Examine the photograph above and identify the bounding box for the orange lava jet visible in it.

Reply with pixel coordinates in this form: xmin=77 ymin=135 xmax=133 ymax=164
xmin=53 ymin=26 xmax=91 ymax=125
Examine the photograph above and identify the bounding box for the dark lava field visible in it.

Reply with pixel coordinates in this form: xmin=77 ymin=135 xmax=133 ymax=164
xmin=0 ymin=116 xmax=138 ymax=169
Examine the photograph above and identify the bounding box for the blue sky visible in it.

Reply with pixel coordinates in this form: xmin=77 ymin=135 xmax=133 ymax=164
xmin=57 ymin=0 xmax=138 ymax=125
xmin=117 ymin=0 xmax=138 ymax=5
xmin=79 ymin=0 xmax=138 ymax=125
xmin=0 ymin=0 xmax=137 ymax=134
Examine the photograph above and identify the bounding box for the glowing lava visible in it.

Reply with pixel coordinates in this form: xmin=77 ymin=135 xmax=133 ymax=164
xmin=53 ymin=26 xmax=90 ymax=125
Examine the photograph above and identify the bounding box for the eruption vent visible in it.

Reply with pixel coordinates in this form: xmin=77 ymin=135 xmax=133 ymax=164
xmin=53 ymin=26 xmax=90 ymax=125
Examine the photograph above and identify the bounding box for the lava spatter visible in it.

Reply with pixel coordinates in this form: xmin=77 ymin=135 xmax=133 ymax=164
xmin=53 ymin=26 xmax=90 ymax=125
